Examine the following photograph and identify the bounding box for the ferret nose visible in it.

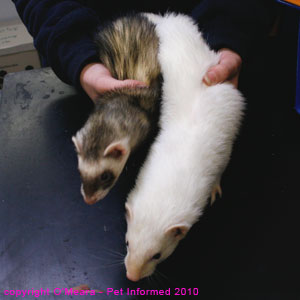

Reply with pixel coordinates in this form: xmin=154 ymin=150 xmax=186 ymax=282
xmin=126 ymin=272 xmax=140 ymax=282
xmin=84 ymin=196 xmax=98 ymax=205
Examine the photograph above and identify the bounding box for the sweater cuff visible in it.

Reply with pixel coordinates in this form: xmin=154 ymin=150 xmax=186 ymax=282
xmin=191 ymin=1 xmax=272 ymax=62
xmin=48 ymin=35 xmax=99 ymax=89
xmin=202 ymin=28 xmax=249 ymax=60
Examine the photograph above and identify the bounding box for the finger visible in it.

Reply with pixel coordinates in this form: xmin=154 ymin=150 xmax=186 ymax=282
xmin=204 ymin=51 xmax=241 ymax=86
xmin=122 ymin=79 xmax=148 ymax=88
xmin=228 ymin=75 xmax=239 ymax=88
xmin=101 ymin=79 xmax=147 ymax=91
xmin=204 ymin=65 xmax=240 ymax=88
xmin=204 ymin=58 xmax=239 ymax=85
xmin=204 ymin=64 xmax=231 ymax=86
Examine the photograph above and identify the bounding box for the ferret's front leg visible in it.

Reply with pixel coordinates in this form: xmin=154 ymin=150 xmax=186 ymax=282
xmin=210 ymin=182 xmax=222 ymax=205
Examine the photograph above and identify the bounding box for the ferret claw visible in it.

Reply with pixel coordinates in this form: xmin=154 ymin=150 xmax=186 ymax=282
xmin=72 ymin=285 xmax=90 ymax=291
xmin=72 ymin=285 xmax=103 ymax=294
xmin=210 ymin=184 xmax=222 ymax=205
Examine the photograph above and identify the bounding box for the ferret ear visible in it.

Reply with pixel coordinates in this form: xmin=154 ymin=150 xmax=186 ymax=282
xmin=72 ymin=136 xmax=82 ymax=154
xmin=165 ymin=224 xmax=190 ymax=240
xmin=125 ymin=203 xmax=132 ymax=221
xmin=104 ymin=140 xmax=129 ymax=159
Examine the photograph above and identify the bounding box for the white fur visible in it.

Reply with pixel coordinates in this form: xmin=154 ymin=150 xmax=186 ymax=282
xmin=125 ymin=13 xmax=245 ymax=280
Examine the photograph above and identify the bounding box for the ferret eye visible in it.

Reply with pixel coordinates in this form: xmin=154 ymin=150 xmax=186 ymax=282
xmin=126 ymin=241 xmax=129 ymax=247
xmin=100 ymin=171 xmax=112 ymax=182
xmin=152 ymin=253 xmax=161 ymax=260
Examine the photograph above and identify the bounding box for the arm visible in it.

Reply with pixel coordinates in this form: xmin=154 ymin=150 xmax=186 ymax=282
xmin=12 ymin=0 xmax=100 ymax=88
xmin=192 ymin=0 xmax=276 ymax=87
xmin=12 ymin=0 xmax=146 ymax=102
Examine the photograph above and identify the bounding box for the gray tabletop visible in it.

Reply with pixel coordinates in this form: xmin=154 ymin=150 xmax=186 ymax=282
xmin=1 ymin=59 xmax=300 ymax=299
xmin=0 ymin=68 xmax=144 ymax=300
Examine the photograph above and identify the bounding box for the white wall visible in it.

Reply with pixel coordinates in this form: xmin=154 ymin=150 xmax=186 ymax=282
xmin=0 ymin=0 xmax=21 ymax=23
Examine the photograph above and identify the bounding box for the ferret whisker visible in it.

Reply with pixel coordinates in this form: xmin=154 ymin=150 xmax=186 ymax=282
xmin=152 ymin=271 xmax=170 ymax=289
xmin=155 ymin=269 xmax=169 ymax=281
xmin=105 ymin=249 xmax=125 ymax=257
xmin=106 ymin=260 xmax=124 ymax=265
xmin=160 ymin=272 xmax=174 ymax=284
xmin=102 ymin=253 xmax=124 ymax=260
xmin=147 ymin=274 xmax=156 ymax=289
xmin=150 ymin=272 xmax=163 ymax=289
xmin=156 ymin=269 xmax=177 ymax=287
xmin=85 ymin=253 xmax=107 ymax=261
xmin=99 ymin=247 xmax=125 ymax=258
xmin=87 ymin=252 xmax=124 ymax=265
xmin=111 ymin=250 xmax=125 ymax=256
xmin=101 ymin=261 xmax=125 ymax=268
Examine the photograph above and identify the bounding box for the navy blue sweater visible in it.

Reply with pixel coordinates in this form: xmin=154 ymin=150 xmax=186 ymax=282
xmin=12 ymin=0 xmax=275 ymax=88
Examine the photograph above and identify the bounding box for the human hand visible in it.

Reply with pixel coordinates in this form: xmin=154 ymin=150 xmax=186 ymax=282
xmin=203 ymin=49 xmax=242 ymax=88
xmin=80 ymin=63 xmax=147 ymax=103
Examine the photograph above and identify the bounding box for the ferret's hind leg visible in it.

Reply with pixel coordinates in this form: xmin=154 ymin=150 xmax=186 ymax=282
xmin=210 ymin=181 xmax=222 ymax=205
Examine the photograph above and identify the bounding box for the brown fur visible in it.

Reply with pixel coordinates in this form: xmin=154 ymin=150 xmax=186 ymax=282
xmin=73 ymin=14 xmax=161 ymax=202
xmin=79 ymin=14 xmax=161 ymax=160
xmin=96 ymin=15 xmax=160 ymax=86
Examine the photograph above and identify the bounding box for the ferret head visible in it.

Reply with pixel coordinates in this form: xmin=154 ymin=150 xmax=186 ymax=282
xmin=124 ymin=203 xmax=190 ymax=281
xmin=72 ymin=126 xmax=130 ymax=205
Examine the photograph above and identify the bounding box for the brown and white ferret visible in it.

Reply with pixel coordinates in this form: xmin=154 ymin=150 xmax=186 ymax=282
xmin=72 ymin=15 xmax=161 ymax=204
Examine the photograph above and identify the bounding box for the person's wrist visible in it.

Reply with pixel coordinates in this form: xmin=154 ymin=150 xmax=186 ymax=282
xmin=80 ymin=62 xmax=104 ymax=103
xmin=80 ymin=63 xmax=98 ymax=89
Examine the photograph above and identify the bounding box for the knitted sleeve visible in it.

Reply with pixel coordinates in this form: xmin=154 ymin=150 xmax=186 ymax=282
xmin=12 ymin=0 xmax=101 ymax=88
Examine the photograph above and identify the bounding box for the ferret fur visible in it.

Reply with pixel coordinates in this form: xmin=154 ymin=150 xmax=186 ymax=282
xmin=125 ymin=13 xmax=245 ymax=281
xmin=72 ymin=14 xmax=161 ymax=204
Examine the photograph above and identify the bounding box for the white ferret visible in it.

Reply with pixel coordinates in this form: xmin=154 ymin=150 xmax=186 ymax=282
xmin=124 ymin=13 xmax=245 ymax=281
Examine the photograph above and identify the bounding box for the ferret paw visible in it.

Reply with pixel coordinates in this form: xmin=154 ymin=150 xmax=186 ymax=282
xmin=210 ymin=184 xmax=222 ymax=205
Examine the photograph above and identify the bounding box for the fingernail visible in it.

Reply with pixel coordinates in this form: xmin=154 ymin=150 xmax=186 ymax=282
xmin=204 ymin=72 xmax=216 ymax=85
xmin=203 ymin=75 xmax=211 ymax=85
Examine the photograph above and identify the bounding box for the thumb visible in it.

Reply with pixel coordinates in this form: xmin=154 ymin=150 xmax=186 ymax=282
xmin=203 ymin=64 xmax=231 ymax=86
xmin=203 ymin=49 xmax=242 ymax=86
xmin=115 ymin=79 xmax=148 ymax=89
